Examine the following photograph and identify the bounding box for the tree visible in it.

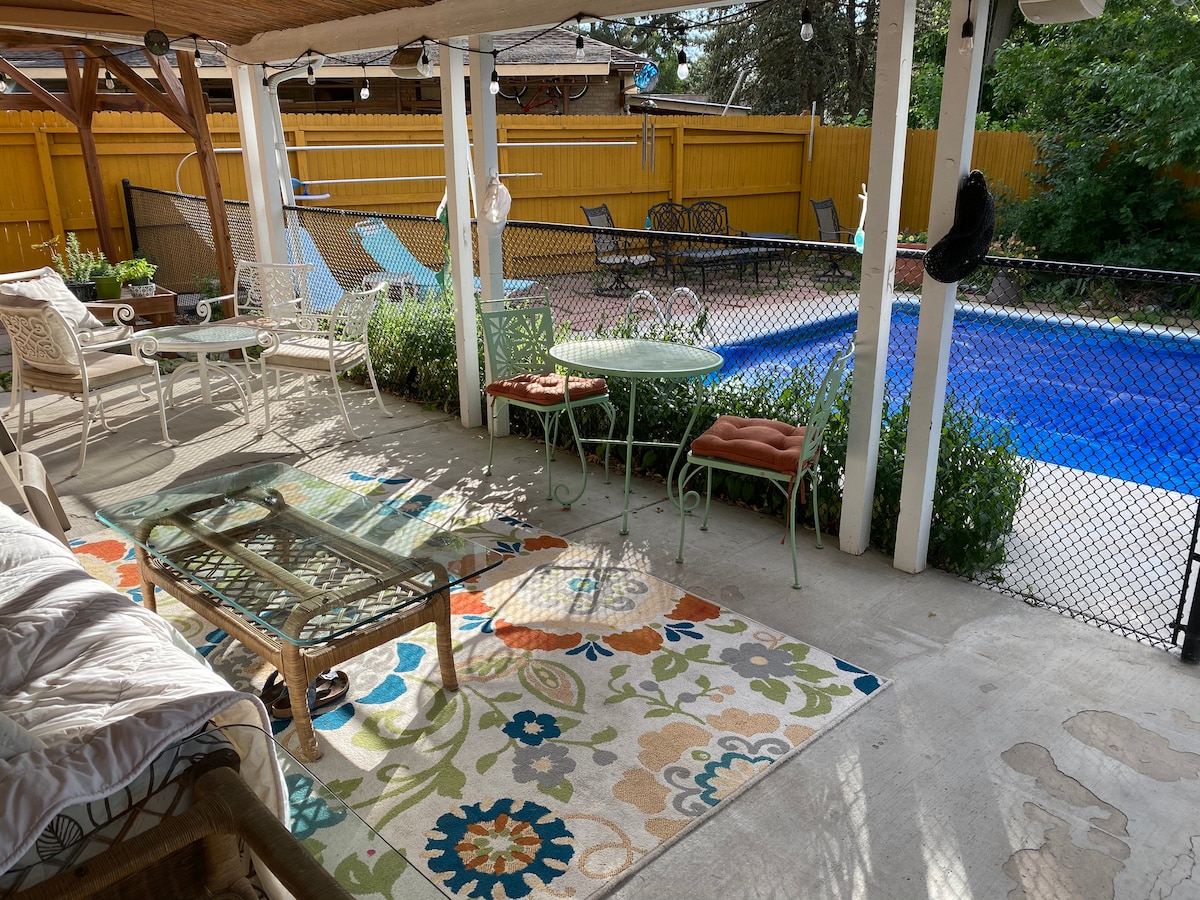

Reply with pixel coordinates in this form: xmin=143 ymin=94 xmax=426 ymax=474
xmin=582 ymin=16 xmax=694 ymax=94
xmin=987 ymin=0 xmax=1200 ymax=267
xmin=697 ymin=0 xmax=880 ymax=121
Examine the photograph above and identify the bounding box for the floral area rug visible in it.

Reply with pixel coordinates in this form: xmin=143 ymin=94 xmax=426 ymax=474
xmin=73 ymin=471 xmax=890 ymax=900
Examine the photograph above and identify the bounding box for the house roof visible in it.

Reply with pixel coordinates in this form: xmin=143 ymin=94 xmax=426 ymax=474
xmin=0 ymin=1 xmax=684 ymax=63
xmin=0 ymin=28 xmax=647 ymax=79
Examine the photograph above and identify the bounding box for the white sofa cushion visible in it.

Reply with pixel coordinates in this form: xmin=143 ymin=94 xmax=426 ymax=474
xmin=0 ymin=266 xmax=104 ymax=331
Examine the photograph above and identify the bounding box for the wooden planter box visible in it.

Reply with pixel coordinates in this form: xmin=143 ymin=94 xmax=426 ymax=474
xmin=896 ymin=242 xmax=926 ymax=288
xmin=120 ymin=286 xmax=178 ymax=329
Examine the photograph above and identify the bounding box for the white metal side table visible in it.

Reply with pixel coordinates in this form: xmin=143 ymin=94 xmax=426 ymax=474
xmin=136 ymin=323 xmax=261 ymax=423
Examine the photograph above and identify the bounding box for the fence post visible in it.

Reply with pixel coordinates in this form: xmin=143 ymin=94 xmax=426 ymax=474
xmin=122 ymin=178 xmax=138 ymax=254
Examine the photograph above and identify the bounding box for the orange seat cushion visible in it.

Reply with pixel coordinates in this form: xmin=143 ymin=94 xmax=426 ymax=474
xmin=690 ymin=415 xmax=811 ymax=475
xmin=486 ymin=373 xmax=607 ymax=406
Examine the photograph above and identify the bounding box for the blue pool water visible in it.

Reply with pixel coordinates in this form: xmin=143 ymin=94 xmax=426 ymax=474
xmin=714 ymin=304 xmax=1200 ymax=495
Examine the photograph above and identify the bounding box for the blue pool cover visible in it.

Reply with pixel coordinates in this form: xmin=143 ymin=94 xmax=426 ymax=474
xmin=713 ymin=304 xmax=1200 ymax=495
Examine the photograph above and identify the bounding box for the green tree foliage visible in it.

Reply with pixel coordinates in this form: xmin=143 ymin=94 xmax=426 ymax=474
xmin=697 ymin=0 xmax=880 ymax=121
xmin=988 ymin=0 xmax=1200 ymax=267
xmin=582 ymin=16 xmax=693 ymax=94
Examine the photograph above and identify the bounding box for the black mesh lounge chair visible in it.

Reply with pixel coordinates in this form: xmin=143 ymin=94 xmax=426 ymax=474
xmin=810 ymin=198 xmax=855 ymax=277
xmin=581 ymin=204 xmax=655 ymax=296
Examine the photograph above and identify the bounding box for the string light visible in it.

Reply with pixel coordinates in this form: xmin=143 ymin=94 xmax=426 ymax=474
xmin=417 ymin=41 xmax=433 ymax=78
xmin=359 ymin=66 xmax=370 ymax=100
xmin=0 ymin=72 xmax=8 ymax=94
xmin=676 ymin=49 xmax=689 ymax=80
xmin=489 ymin=51 xmax=501 ymax=95
xmin=193 ymin=36 xmax=203 ymax=67
xmin=801 ymin=5 xmax=815 ymax=42
xmin=104 ymin=68 xmax=115 ymax=90
xmin=960 ymin=0 xmax=975 ymax=54
xmin=576 ymin=33 xmax=585 ymax=60
xmin=306 ymin=59 xmax=316 ymax=85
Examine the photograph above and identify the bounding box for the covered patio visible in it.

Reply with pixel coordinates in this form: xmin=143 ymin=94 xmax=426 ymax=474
xmin=4 ymin=370 xmax=1198 ymax=899
xmin=3 ymin=0 xmax=1199 ymax=897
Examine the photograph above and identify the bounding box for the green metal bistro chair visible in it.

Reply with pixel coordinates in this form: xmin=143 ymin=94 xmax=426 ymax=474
xmin=481 ymin=304 xmax=616 ymax=500
xmin=676 ymin=342 xmax=854 ymax=589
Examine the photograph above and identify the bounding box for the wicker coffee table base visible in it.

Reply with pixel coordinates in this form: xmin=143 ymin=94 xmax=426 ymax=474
xmin=138 ymin=550 xmax=459 ymax=763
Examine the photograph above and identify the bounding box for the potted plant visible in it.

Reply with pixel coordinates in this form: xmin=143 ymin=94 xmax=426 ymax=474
xmin=36 ymin=232 xmax=107 ymax=301
xmin=116 ymin=257 xmax=158 ymax=297
xmin=92 ymin=260 xmax=122 ymax=300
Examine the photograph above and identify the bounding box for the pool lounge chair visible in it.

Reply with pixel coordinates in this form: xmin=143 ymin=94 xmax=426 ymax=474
xmin=351 ymin=218 xmax=537 ymax=299
xmin=287 ymin=226 xmax=350 ymax=314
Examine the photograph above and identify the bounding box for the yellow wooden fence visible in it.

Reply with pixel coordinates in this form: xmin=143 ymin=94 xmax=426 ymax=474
xmin=0 ymin=110 xmax=1041 ymax=275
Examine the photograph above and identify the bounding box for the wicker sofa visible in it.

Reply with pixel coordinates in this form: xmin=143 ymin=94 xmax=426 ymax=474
xmin=0 ymin=500 xmax=323 ymax=899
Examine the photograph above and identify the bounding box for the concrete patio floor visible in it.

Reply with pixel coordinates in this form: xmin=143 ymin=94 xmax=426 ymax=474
xmin=4 ymin=378 xmax=1199 ymax=900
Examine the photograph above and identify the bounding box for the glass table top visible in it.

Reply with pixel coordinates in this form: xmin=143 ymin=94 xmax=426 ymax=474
xmin=135 ymin=323 xmax=261 ymax=351
xmin=96 ymin=463 xmax=503 ymax=646
xmin=549 ymin=338 xmax=724 ymax=379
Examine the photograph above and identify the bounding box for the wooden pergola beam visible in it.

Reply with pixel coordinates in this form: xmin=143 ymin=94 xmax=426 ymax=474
xmin=93 ymin=48 xmax=197 ymax=138
xmin=62 ymin=49 xmax=117 ymax=261
xmin=0 ymin=56 xmax=76 ymax=122
xmin=178 ymin=48 xmax=235 ymax=295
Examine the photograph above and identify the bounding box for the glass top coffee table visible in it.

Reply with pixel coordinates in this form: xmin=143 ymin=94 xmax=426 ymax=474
xmin=97 ymin=463 xmax=503 ymax=762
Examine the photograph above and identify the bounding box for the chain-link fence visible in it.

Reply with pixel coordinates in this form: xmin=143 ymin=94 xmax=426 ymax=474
xmin=125 ymin=183 xmax=1200 ymax=653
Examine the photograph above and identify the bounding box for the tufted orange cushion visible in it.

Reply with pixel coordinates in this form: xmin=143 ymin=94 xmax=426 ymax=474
xmin=486 ymin=373 xmax=607 ymax=406
xmin=690 ymin=415 xmax=812 ymax=475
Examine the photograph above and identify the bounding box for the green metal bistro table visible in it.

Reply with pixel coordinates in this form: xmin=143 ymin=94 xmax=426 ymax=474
xmin=548 ymin=338 xmax=723 ymax=535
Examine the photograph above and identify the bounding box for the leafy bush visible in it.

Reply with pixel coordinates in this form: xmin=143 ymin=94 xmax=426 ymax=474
xmin=359 ymin=296 xmax=1031 ymax=581
xmin=366 ymin=290 xmax=461 ymax=412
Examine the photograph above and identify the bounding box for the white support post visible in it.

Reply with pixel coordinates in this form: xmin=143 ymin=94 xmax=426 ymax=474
xmin=839 ymin=0 xmax=917 ymax=555
xmin=470 ymin=34 xmax=508 ymax=437
xmin=893 ymin=0 xmax=991 ymax=573
xmin=443 ymin=37 xmax=483 ymax=429
xmin=228 ymin=62 xmax=287 ymax=265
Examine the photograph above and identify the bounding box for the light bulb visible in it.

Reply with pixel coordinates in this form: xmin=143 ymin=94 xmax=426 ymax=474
xmin=104 ymin=69 xmax=115 ymax=90
xmin=489 ymin=69 xmax=500 ymax=95
xmin=676 ymin=50 xmax=689 ymax=81
xmin=801 ymin=6 xmax=815 ymax=42
xmin=307 ymin=64 xmax=315 ymax=85
xmin=0 ymin=73 xmax=7 ymax=94
xmin=959 ymin=20 xmax=975 ymax=55
xmin=417 ymin=43 xmax=432 ymax=78
xmin=193 ymin=37 xmax=202 ymax=66
xmin=360 ymin=78 xmax=371 ymax=100
xmin=576 ymin=34 xmax=585 ymax=61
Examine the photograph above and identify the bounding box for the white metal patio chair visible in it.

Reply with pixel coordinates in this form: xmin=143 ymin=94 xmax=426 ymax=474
xmin=205 ymin=260 xmax=315 ymax=323
xmin=481 ymin=302 xmax=616 ymax=500
xmin=676 ymin=342 xmax=854 ymax=589
xmin=1 ymin=267 xmax=137 ymax=415
xmin=257 ymin=283 xmax=392 ymax=441
xmin=0 ymin=296 xmax=173 ymax=477
xmin=0 ymin=417 xmax=70 ymax=545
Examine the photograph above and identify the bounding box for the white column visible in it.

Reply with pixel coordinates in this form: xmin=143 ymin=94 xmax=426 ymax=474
xmin=893 ymin=0 xmax=991 ymax=573
xmin=839 ymin=0 xmax=917 ymax=555
xmin=228 ymin=62 xmax=287 ymax=264
xmin=442 ymin=37 xmax=483 ymax=428
xmin=470 ymin=34 xmax=508 ymax=436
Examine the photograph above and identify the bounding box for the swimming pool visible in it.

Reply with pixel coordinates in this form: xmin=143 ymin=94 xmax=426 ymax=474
xmin=713 ymin=303 xmax=1200 ymax=495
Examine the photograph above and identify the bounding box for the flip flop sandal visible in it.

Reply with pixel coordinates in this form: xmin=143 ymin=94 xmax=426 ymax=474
xmin=263 ymin=670 xmax=350 ymax=719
